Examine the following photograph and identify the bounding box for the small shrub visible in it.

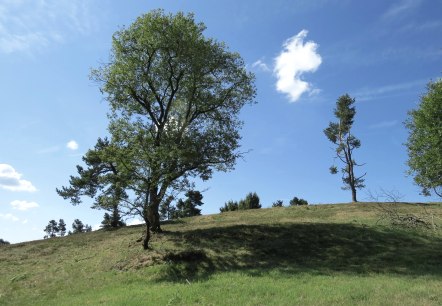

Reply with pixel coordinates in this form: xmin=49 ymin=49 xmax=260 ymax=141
xmin=289 ymin=196 xmax=308 ymax=206
xmin=272 ymin=200 xmax=284 ymax=207
xmin=0 ymin=238 xmax=10 ymax=245
xmin=220 ymin=193 xmax=262 ymax=212
xmin=238 ymin=192 xmax=261 ymax=210
xmin=220 ymin=200 xmax=239 ymax=213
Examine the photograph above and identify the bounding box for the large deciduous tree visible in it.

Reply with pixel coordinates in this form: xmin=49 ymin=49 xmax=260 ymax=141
xmin=58 ymin=10 xmax=256 ymax=249
xmin=405 ymin=79 xmax=442 ymax=198
xmin=324 ymin=94 xmax=365 ymax=202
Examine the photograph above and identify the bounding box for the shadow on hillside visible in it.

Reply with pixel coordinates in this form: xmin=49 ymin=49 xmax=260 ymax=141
xmin=156 ymin=223 xmax=442 ymax=282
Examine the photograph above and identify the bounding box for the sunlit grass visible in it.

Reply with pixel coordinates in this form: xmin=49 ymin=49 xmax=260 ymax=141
xmin=1 ymin=203 xmax=441 ymax=305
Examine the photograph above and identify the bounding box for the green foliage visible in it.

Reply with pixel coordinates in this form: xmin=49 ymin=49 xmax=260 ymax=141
xmin=272 ymin=200 xmax=284 ymax=207
xmin=72 ymin=219 xmax=84 ymax=234
xmin=57 ymin=138 xmax=128 ymax=208
xmin=100 ymin=202 xmax=126 ymax=229
xmin=405 ymin=79 xmax=442 ymax=198
xmin=173 ymin=191 xmax=204 ymax=219
xmin=220 ymin=200 xmax=239 ymax=212
xmin=72 ymin=219 xmax=92 ymax=234
xmin=101 ymin=212 xmax=126 ymax=229
xmin=220 ymin=192 xmax=261 ymax=212
xmin=289 ymin=197 xmax=308 ymax=206
xmin=44 ymin=220 xmax=59 ymax=238
xmin=238 ymin=192 xmax=261 ymax=210
xmin=58 ymin=219 xmax=67 ymax=237
xmin=60 ymin=10 xmax=256 ymax=248
xmin=0 ymin=238 xmax=10 ymax=245
xmin=324 ymin=94 xmax=365 ymax=202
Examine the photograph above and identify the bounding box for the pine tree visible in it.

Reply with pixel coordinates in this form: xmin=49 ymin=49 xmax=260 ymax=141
xmin=159 ymin=196 xmax=176 ymax=221
xmin=238 ymin=192 xmax=261 ymax=210
xmin=272 ymin=200 xmax=284 ymax=207
xmin=44 ymin=220 xmax=59 ymax=238
xmin=72 ymin=219 xmax=84 ymax=234
xmin=220 ymin=200 xmax=239 ymax=212
xmin=58 ymin=219 xmax=67 ymax=237
xmin=173 ymin=191 xmax=204 ymax=218
xmin=324 ymin=94 xmax=366 ymax=202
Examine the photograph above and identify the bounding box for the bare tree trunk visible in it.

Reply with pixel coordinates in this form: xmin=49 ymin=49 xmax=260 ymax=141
xmin=351 ymin=186 xmax=357 ymax=202
xmin=346 ymin=142 xmax=358 ymax=203
xmin=147 ymin=205 xmax=162 ymax=232
xmin=143 ymin=220 xmax=150 ymax=250
xmin=147 ymin=187 xmax=163 ymax=233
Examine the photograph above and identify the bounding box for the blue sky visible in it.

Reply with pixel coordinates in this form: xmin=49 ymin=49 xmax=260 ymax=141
xmin=1 ymin=0 xmax=441 ymax=243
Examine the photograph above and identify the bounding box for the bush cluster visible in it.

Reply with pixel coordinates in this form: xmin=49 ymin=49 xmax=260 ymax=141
xmin=220 ymin=192 xmax=261 ymax=212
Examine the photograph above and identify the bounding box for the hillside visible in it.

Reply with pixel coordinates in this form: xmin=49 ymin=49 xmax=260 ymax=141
xmin=1 ymin=203 xmax=441 ymax=305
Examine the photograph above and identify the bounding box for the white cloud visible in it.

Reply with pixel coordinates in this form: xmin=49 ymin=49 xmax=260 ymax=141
xmin=11 ymin=200 xmax=39 ymax=211
xmin=66 ymin=140 xmax=79 ymax=150
xmin=252 ymin=59 xmax=270 ymax=72
xmin=0 ymin=164 xmax=37 ymax=192
xmin=274 ymin=30 xmax=322 ymax=102
xmin=0 ymin=213 xmax=19 ymax=222
xmin=0 ymin=0 xmax=100 ymax=54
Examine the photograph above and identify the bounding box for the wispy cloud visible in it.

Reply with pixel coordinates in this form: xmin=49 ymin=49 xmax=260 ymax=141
xmin=399 ymin=20 xmax=442 ymax=33
xmin=11 ymin=200 xmax=39 ymax=211
xmin=274 ymin=30 xmax=322 ymax=102
xmin=37 ymin=145 xmax=61 ymax=154
xmin=66 ymin=140 xmax=79 ymax=151
xmin=369 ymin=120 xmax=399 ymax=129
xmin=382 ymin=0 xmax=423 ymax=20
xmin=0 ymin=164 xmax=37 ymax=192
xmin=0 ymin=213 xmax=19 ymax=222
xmin=353 ymin=79 xmax=427 ymax=102
xmin=0 ymin=0 xmax=101 ymax=54
xmin=252 ymin=59 xmax=271 ymax=72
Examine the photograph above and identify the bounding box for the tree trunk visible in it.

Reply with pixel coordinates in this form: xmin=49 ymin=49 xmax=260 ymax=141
xmin=147 ymin=205 xmax=162 ymax=233
xmin=143 ymin=222 xmax=150 ymax=250
xmin=351 ymin=186 xmax=358 ymax=202
xmin=346 ymin=144 xmax=357 ymax=203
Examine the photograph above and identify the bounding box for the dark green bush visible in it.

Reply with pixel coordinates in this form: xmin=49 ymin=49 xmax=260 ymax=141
xmin=289 ymin=196 xmax=308 ymax=206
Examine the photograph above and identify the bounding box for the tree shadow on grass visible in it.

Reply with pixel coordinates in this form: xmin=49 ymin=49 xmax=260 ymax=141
xmin=155 ymin=223 xmax=442 ymax=282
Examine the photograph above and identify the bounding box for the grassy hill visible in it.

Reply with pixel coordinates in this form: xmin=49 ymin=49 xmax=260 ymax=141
xmin=1 ymin=203 xmax=441 ymax=305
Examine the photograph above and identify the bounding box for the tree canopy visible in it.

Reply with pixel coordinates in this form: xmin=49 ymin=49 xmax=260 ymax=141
xmin=58 ymin=10 xmax=256 ymax=249
xmin=405 ymin=79 xmax=442 ymax=198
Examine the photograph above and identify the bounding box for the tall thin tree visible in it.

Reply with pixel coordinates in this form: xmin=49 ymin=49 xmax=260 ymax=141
xmin=324 ymin=94 xmax=365 ymax=202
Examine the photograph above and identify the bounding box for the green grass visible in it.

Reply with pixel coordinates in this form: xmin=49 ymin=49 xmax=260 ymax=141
xmin=1 ymin=203 xmax=441 ymax=305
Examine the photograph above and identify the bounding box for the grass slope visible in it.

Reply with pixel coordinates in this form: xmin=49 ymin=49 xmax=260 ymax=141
xmin=1 ymin=203 xmax=441 ymax=305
